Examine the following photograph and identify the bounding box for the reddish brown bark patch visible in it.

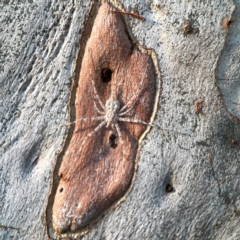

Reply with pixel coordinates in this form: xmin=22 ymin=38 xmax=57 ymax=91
xmin=222 ymin=16 xmax=234 ymax=31
xmin=194 ymin=99 xmax=204 ymax=114
xmin=183 ymin=21 xmax=191 ymax=34
xmin=51 ymin=3 xmax=157 ymax=236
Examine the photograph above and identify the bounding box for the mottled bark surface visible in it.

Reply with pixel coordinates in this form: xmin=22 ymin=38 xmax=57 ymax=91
xmin=1 ymin=0 xmax=240 ymax=240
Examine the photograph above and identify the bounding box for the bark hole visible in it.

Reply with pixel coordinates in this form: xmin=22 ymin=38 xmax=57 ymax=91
xmin=165 ymin=184 xmax=174 ymax=193
xmin=101 ymin=68 xmax=112 ymax=83
xmin=109 ymin=133 xmax=118 ymax=149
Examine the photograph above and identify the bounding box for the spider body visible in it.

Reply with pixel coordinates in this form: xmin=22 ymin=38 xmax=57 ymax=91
xmin=105 ymin=98 xmax=120 ymax=127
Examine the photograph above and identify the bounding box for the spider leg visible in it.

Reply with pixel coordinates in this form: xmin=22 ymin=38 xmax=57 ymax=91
xmin=118 ymin=118 xmax=192 ymax=137
xmin=77 ymin=120 xmax=107 ymax=155
xmin=114 ymin=122 xmax=128 ymax=160
xmin=119 ymin=105 xmax=134 ymax=116
xmin=111 ymin=65 xmax=120 ymax=99
xmin=118 ymin=117 xmax=153 ymax=127
xmin=90 ymin=71 xmax=105 ymax=110
xmin=88 ymin=47 xmax=105 ymax=111
xmin=90 ymin=74 xmax=105 ymax=111
xmin=114 ymin=60 xmax=127 ymax=99
xmin=114 ymin=122 xmax=124 ymax=144
xmin=119 ymin=63 xmax=149 ymax=113
xmin=64 ymin=116 xmax=105 ymax=127
xmin=52 ymin=117 xmax=105 ymax=131
xmin=94 ymin=101 xmax=105 ymax=115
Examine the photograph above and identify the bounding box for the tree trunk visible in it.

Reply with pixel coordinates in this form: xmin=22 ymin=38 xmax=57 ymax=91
xmin=1 ymin=0 xmax=239 ymax=239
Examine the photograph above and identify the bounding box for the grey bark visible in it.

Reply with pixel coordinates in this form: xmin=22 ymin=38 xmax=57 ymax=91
xmin=0 ymin=0 xmax=240 ymax=240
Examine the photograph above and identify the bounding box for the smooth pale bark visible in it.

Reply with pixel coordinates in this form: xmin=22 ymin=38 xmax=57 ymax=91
xmin=0 ymin=0 xmax=239 ymax=239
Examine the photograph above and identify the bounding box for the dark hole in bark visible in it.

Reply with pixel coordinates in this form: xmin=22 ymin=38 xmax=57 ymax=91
xmin=101 ymin=68 xmax=112 ymax=82
xmin=227 ymin=20 xmax=234 ymax=27
xmin=109 ymin=133 xmax=118 ymax=148
xmin=165 ymin=184 xmax=174 ymax=193
xmin=59 ymin=188 xmax=64 ymax=193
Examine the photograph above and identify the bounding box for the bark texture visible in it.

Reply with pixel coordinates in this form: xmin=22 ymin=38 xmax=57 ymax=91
xmin=1 ymin=0 xmax=240 ymax=240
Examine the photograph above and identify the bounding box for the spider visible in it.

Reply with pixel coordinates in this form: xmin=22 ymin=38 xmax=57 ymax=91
xmin=62 ymin=50 xmax=190 ymax=155
xmin=68 ymin=58 xmax=152 ymax=154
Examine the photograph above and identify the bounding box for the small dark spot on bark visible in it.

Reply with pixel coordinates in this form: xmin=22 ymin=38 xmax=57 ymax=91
xmin=232 ymin=139 xmax=238 ymax=145
xmin=133 ymin=6 xmax=139 ymax=15
xmin=183 ymin=21 xmax=199 ymax=35
xmin=193 ymin=28 xmax=199 ymax=35
xmin=234 ymin=208 xmax=240 ymax=216
xmin=155 ymin=4 xmax=162 ymax=9
xmin=63 ymin=23 xmax=70 ymax=30
xmin=59 ymin=188 xmax=64 ymax=193
xmin=225 ymin=197 xmax=231 ymax=205
xmin=165 ymin=184 xmax=174 ymax=193
xmin=215 ymin=221 xmax=222 ymax=228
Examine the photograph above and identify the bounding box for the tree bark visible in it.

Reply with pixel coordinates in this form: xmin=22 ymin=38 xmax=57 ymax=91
xmin=1 ymin=0 xmax=239 ymax=239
